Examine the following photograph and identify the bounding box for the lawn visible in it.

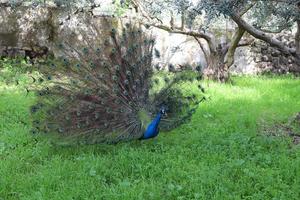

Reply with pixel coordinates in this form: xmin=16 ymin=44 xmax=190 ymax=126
xmin=0 ymin=75 xmax=300 ymax=200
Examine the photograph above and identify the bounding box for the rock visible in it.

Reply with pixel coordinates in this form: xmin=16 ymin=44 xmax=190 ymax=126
xmin=92 ymin=0 xmax=114 ymax=16
xmin=1 ymin=47 xmax=25 ymax=58
xmin=0 ymin=32 xmax=18 ymax=46
xmin=262 ymin=55 xmax=269 ymax=62
xmin=288 ymin=59 xmax=294 ymax=64
xmin=261 ymin=45 xmax=268 ymax=50
xmin=271 ymin=50 xmax=280 ymax=57
xmin=0 ymin=0 xmax=9 ymax=4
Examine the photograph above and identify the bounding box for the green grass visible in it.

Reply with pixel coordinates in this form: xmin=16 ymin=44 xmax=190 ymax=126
xmin=0 ymin=75 xmax=300 ymax=200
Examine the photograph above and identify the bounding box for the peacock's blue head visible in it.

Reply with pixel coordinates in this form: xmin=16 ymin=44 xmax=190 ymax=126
xmin=160 ymin=106 xmax=167 ymax=115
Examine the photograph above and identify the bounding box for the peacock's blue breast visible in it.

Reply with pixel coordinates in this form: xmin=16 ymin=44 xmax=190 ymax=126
xmin=141 ymin=113 xmax=162 ymax=139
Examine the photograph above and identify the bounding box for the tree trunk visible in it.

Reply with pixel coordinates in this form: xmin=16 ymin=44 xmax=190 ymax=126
xmin=295 ymin=20 xmax=300 ymax=66
xmin=203 ymin=45 xmax=229 ymax=83
xmin=203 ymin=27 xmax=246 ymax=83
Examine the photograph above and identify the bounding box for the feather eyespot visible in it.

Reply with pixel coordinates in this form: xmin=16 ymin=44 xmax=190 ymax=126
xmin=114 ymin=65 xmax=120 ymax=71
xmin=82 ymin=48 xmax=89 ymax=54
xmin=126 ymin=71 xmax=131 ymax=76
xmin=112 ymin=75 xmax=118 ymax=81
xmin=111 ymin=28 xmax=116 ymax=36
xmin=111 ymin=48 xmax=116 ymax=54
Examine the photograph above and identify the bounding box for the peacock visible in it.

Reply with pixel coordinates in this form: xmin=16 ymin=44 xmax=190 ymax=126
xmin=29 ymin=21 xmax=205 ymax=145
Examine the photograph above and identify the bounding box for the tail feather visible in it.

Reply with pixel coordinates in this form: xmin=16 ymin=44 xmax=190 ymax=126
xmin=29 ymin=19 xmax=205 ymax=144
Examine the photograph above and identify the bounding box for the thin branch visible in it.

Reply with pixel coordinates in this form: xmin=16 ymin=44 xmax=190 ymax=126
xmin=181 ymin=11 xmax=185 ymax=31
xmin=150 ymin=24 xmax=210 ymax=41
xmin=194 ymin=37 xmax=210 ymax=66
xmin=296 ymin=20 xmax=300 ymax=55
xmin=257 ymin=27 xmax=289 ymax=34
xmin=131 ymin=0 xmax=163 ymax=24
xmin=239 ymin=2 xmax=257 ymax=16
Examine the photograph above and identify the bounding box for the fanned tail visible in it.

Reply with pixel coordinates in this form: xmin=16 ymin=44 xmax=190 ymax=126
xmin=29 ymin=18 xmax=206 ymax=144
xmin=150 ymin=71 xmax=206 ymax=131
xmin=30 ymin=19 xmax=155 ymax=144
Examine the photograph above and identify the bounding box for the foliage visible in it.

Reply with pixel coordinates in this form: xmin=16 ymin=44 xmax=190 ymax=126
xmin=196 ymin=0 xmax=300 ymax=31
xmin=0 ymin=58 xmax=33 ymax=86
xmin=133 ymin=0 xmax=300 ymax=34
xmin=1 ymin=74 xmax=300 ymax=199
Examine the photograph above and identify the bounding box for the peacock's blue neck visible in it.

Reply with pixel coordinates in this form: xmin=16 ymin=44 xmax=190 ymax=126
xmin=141 ymin=112 xmax=162 ymax=140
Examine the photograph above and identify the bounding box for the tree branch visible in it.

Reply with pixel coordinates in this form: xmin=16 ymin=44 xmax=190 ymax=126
xmin=181 ymin=10 xmax=185 ymax=31
xmin=257 ymin=24 xmax=291 ymax=34
xmin=131 ymin=0 xmax=163 ymax=24
xmin=230 ymin=12 xmax=296 ymax=55
xmin=239 ymin=2 xmax=256 ymax=16
xmin=146 ymin=22 xmax=217 ymax=55
xmin=296 ymin=20 xmax=300 ymax=55
xmin=224 ymin=27 xmax=245 ymax=68
xmin=194 ymin=37 xmax=210 ymax=66
xmin=131 ymin=0 xmax=217 ymax=53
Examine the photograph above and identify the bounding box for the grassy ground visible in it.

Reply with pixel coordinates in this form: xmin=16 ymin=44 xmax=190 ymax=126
xmin=0 ymin=75 xmax=300 ymax=200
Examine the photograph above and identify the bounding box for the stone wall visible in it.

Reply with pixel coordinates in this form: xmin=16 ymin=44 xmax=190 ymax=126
xmin=0 ymin=5 xmax=119 ymax=58
xmin=0 ymin=4 xmax=298 ymax=75
xmin=0 ymin=5 xmax=208 ymax=70
xmin=250 ymin=32 xmax=299 ymax=75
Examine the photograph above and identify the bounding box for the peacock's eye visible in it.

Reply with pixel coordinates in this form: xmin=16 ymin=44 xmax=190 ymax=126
xmin=126 ymin=71 xmax=131 ymax=76
xmin=111 ymin=28 xmax=116 ymax=36
xmin=90 ymin=62 xmax=95 ymax=68
xmin=114 ymin=65 xmax=120 ymax=71
xmin=83 ymin=48 xmax=89 ymax=54
xmin=112 ymin=75 xmax=117 ymax=81
xmin=124 ymin=79 xmax=129 ymax=85
xmin=123 ymin=91 xmax=128 ymax=96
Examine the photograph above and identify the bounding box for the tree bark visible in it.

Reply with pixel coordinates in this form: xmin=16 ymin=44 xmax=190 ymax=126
xmin=225 ymin=27 xmax=245 ymax=70
xmin=230 ymin=12 xmax=296 ymax=55
xmin=295 ymin=20 xmax=300 ymax=67
xmin=230 ymin=11 xmax=300 ymax=66
xmin=296 ymin=20 xmax=300 ymax=56
xmin=131 ymin=0 xmax=252 ymax=82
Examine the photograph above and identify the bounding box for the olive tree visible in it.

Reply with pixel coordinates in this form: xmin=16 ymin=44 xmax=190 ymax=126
xmin=130 ymin=0 xmax=300 ymax=81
